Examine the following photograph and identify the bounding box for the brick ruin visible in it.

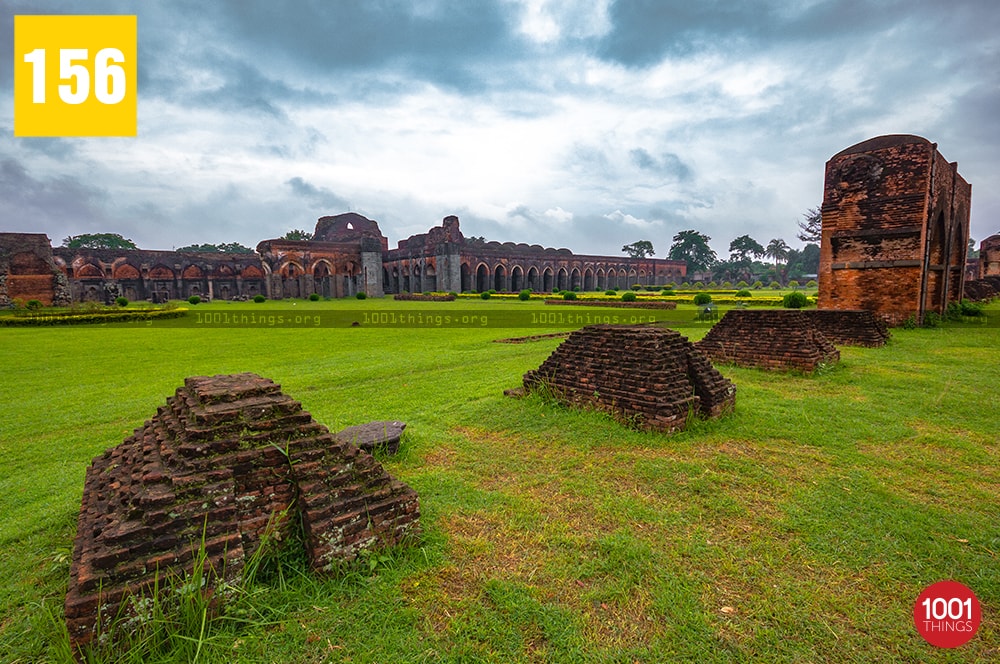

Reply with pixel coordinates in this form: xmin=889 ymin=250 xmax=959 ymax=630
xmin=696 ymin=310 xmax=840 ymax=372
xmin=0 ymin=233 xmax=71 ymax=307
xmin=65 ymin=373 xmax=419 ymax=650
xmin=1 ymin=214 xmax=687 ymax=306
xmin=978 ymin=234 xmax=1000 ymax=279
xmin=818 ymin=135 xmax=971 ymax=325
xmin=804 ymin=309 xmax=891 ymax=348
xmin=510 ymin=324 xmax=736 ymax=433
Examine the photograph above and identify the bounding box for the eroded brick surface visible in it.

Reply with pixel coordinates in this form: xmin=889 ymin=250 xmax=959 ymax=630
xmin=516 ymin=324 xmax=735 ymax=433
xmin=696 ymin=310 xmax=840 ymax=372
xmin=804 ymin=309 xmax=891 ymax=347
xmin=817 ymin=135 xmax=971 ymax=325
xmin=65 ymin=373 xmax=419 ymax=650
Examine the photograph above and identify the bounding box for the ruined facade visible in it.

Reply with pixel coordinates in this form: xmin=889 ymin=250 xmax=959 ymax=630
xmin=978 ymin=234 xmax=1000 ymax=279
xmin=0 ymin=233 xmax=71 ymax=306
xmin=383 ymin=215 xmax=687 ymax=294
xmin=1 ymin=213 xmax=686 ymax=305
xmin=818 ymin=135 xmax=971 ymax=325
xmin=512 ymin=324 xmax=735 ymax=433
xmin=66 ymin=373 xmax=419 ymax=650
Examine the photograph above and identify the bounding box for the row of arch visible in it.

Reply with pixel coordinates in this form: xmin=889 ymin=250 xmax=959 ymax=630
xmin=65 ymin=262 xmax=265 ymax=280
xmin=467 ymin=263 xmax=665 ymax=293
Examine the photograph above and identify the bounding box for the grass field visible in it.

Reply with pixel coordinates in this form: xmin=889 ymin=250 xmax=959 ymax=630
xmin=0 ymin=297 xmax=997 ymax=662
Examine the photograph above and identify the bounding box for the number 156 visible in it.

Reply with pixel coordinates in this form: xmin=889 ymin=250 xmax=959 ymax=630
xmin=23 ymin=48 xmax=127 ymax=105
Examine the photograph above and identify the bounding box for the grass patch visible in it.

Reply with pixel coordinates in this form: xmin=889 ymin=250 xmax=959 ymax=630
xmin=0 ymin=297 xmax=997 ymax=662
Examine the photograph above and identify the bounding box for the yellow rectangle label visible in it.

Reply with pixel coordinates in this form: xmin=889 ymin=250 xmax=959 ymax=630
xmin=14 ymin=15 xmax=137 ymax=137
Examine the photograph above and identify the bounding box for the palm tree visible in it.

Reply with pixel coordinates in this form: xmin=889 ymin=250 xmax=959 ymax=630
xmin=765 ymin=238 xmax=790 ymax=280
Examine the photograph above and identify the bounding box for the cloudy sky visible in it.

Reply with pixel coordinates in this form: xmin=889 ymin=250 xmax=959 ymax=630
xmin=2 ymin=0 xmax=998 ymax=258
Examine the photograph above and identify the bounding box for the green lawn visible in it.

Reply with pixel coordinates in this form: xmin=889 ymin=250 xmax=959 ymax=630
xmin=1 ymin=298 xmax=997 ymax=662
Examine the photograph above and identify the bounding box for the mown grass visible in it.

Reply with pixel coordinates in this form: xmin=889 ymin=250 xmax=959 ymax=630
xmin=0 ymin=297 xmax=997 ymax=662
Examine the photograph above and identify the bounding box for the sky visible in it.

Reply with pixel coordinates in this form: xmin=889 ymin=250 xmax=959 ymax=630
xmin=2 ymin=0 xmax=998 ymax=259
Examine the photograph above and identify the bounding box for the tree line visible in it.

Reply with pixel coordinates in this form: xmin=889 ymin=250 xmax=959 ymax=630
xmin=621 ymin=208 xmax=822 ymax=283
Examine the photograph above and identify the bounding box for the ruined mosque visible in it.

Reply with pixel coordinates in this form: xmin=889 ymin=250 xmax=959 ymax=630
xmin=0 ymin=214 xmax=687 ymax=305
xmin=1 ymin=134 xmax=993 ymax=324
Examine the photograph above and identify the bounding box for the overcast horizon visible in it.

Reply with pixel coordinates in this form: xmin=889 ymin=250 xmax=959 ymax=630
xmin=2 ymin=0 xmax=998 ymax=258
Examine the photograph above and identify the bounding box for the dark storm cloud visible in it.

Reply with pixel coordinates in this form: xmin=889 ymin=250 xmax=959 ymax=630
xmin=210 ymin=0 xmax=522 ymax=92
xmin=286 ymin=177 xmax=351 ymax=211
xmin=0 ymin=159 xmax=109 ymax=231
xmin=630 ymin=149 xmax=692 ymax=181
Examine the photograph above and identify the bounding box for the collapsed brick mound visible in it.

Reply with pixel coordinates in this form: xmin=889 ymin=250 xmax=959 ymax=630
xmin=512 ymin=324 xmax=736 ymax=433
xmin=696 ymin=310 xmax=840 ymax=372
xmin=804 ymin=309 xmax=891 ymax=347
xmin=963 ymin=276 xmax=1000 ymax=302
xmin=65 ymin=373 xmax=419 ymax=649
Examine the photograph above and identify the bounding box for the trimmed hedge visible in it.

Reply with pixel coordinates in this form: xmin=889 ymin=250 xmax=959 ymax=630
xmin=0 ymin=308 xmax=188 ymax=326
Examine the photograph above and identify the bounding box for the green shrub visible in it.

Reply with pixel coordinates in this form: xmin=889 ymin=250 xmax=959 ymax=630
xmin=563 ymin=291 xmax=577 ymax=300
xmin=115 ymin=296 xmax=129 ymax=307
xmin=666 ymin=282 xmax=677 ymax=289
xmin=961 ymin=299 xmax=984 ymax=316
xmin=769 ymin=281 xmax=781 ymax=290
xmin=736 ymin=280 xmax=749 ymax=288
xmin=26 ymin=299 xmax=44 ymax=311
xmin=707 ymin=281 xmax=718 ymax=289
xmin=806 ymin=280 xmax=818 ymax=288
xmin=752 ymin=280 xmax=763 ymax=289
xmin=679 ymin=282 xmax=691 ymax=289
xmin=788 ymin=280 xmax=800 ymax=289
xmin=488 ymin=289 xmax=497 ymax=295
xmin=693 ymin=282 xmax=705 ymax=289
xmin=448 ymin=292 xmax=458 ymax=298
xmin=693 ymin=292 xmax=712 ymax=306
xmin=518 ymin=289 xmax=532 ymax=301
xmin=605 ymin=290 xmax=617 ymax=296
xmin=422 ymin=291 xmax=431 ymax=296
xmin=722 ymin=281 xmax=733 ymax=289
xmin=481 ymin=291 xmax=491 ymax=300
xmin=736 ymin=289 xmax=752 ymax=297
xmin=661 ymin=288 xmax=675 ymax=295
xmin=253 ymin=294 xmax=266 ymax=303
xmin=309 ymin=293 xmax=320 ymax=301
xmin=782 ymin=291 xmax=809 ymax=308
xmin=355 ymin=291 xmax=367 ymax=300
xmin=621 ymin=291 xmax=637 ymax=302
xmin=631 ymin=284 xmax=643 ymax=291
xmin=188 ymin=295 xmax=201 ymax=305
xmin=922 ymin=311 xmax=941 ymax=328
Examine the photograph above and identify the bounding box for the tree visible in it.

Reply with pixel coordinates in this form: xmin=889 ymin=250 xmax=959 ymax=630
xmin=622 ymin=240 xmax=655 ymax=258
xmin=668 ymin=230 xmax=717 ymax=274
xmin=796 ymin=207 xmax=822 ymax=243
xmin=728 ymin=235 xmax=765 ymax=262
xmin=282 ymin=229 xmax=313 ymax=241
xmin=764 ymin=238 xmax=791 ymax=277
xmin=62 ymin=233 xmax=138 ymax=250
xmin=217 ymin=242 xmax=253 ymax=254
xmin=177 ymin=242 xmax=254 ymax=254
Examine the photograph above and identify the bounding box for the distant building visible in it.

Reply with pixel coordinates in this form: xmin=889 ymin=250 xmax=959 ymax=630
xmin=0 ymin=214 xmax=686 ymax=305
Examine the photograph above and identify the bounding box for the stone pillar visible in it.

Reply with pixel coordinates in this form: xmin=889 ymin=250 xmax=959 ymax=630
xmin=435 ymin=245 xmax=462 ymax=293
xmin=360 ymin=238 xmax=383 ymax=297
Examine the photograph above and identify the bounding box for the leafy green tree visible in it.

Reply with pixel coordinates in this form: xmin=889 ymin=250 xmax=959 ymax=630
xmin=728 ymin=235 xmax=765 ymax=262
xmin=621 ymin=240 xmax=655 ymax=258
xmin=62 ymin=233 xmax=138 ymax=250
xmin=217 ymin=242 xmax=253 ymax=254
xmin=177 ymin=242 xmax=254 ymax=253
xmin=796 ymin=207 xmax=822 ymax=243
xmin=668 ymin=230 xmax=717 ymax=274
xmin=282 ymin=229 xmax=313 ymax=241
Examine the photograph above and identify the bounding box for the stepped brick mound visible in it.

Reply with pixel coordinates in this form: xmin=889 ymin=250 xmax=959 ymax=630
xmin=805 ymin=310 xmax=891 ymax=347
xmin=65 ymin=373 xmax=419 ymax=650
xmin=513 ymin=324 xmax=735 ymax=432
xmin=696 ymin=310 xmax=839 ymax=372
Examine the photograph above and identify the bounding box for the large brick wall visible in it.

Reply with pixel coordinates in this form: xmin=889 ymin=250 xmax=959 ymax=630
xmin=65 ymin=373 xmax=419 ymax=650
xmin=696 ymin=310 xmax=840 ymax=372
xmin=0 ymin=233 xmax=70 ymax=306
xmin=513 ymin=324 xmax=736 ymax=432
xmin=818 ymin=135 xmax=971 ymax=325
xmin=804 ymin=310 xmax=891 ymax=348
xmin=979 ymin=234 xmax=1000 ymax=279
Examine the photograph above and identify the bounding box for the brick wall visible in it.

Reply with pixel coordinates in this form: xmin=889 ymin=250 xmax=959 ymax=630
xmin=696 ymin=310 xmax=840 ymax=372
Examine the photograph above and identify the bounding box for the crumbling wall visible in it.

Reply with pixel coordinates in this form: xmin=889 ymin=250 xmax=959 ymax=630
xmin=696 ymin=310 xmax=840 ymax=372
xmin=804 ymin=309 xmax=891 ymax=347
xmin=512 ymin=324 xmax=735 ymax=433
xmin=818 ymin=135 xmax=971 ymax=325
xmin=65 ymin=373 xmax=419 ymax=650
